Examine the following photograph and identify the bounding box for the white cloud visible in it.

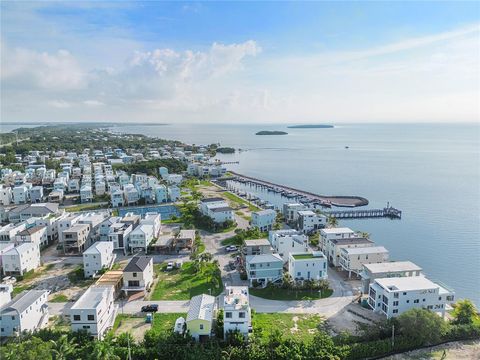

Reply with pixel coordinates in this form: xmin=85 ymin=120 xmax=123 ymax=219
xmin=83 ymin=100 xmax=105 ymax=107
xmin=47 ymin=100 xmax=71 ymax=109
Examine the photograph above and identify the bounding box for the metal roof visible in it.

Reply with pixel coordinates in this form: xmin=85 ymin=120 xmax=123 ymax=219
xmin=186 ymin=294 xmax=215 ymax=322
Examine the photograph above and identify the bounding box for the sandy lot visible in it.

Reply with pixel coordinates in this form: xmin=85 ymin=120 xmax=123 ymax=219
xmin=383 ymin=340 xmax=480 ymax=360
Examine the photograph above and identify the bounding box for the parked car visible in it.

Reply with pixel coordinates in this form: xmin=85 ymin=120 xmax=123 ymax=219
xmin=225 ymin=245 xmax=238 ymax=252
xmin=166 ymin=262 xmax=174 ymax=271
xmin=141 ymin=304 xmax=158 ymax=313
xmin=228 ymin=261 xmax=236 ymax=270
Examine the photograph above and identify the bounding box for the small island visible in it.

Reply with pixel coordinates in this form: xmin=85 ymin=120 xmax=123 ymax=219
xmin=255 ymin=131 xmax=288 ymax=136
xmin=216 ymin=147 xmax=235 ymax=154
xmin=287 ymin=124 xmax=333 ymax=129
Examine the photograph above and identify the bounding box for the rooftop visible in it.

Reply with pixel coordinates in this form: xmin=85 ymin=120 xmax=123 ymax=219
xmin=0 ymin=290 xmax=49 ymax=315
xmin=70 ymin=285 xmax=113 ymax=310
xmin=201 ymin=197 xmax=225 ymax=203
xmin=83 ymin=241 xmax=113 ymax=255
xmin=291 ymin=251 xmax=326 ymax=260
xmin=374 ymin=276 xmax=441 ymax=292
xmin=253 ymin=209 xmax=276 ymax=216
xmin=341 ymin=246 xmax=389 ymax=255
xmin=244 ymin=238 xmax=270 ymax=247
xmin=96 ymin=270 xmax=124 ymax=286
xmin=330 ymin=237 xmax=372 ymax=246
xmin=210 ymin=206 xmax=233 ymax=213
xmin=297 ymin=210 xmax=316 ymax=216
xmin=187 ymin=293 xmax=215 ymax=322
xmin=246 ymin=253 xmax=283 ymax=264
xmin=124 ymin=256 xmax=152 ymax=272
xmin=363 ymin=261 xmax=422 ymax=274
xmin=17 ymin=225 xmax=46 ymax=236
xmin=224 ymin=286 xmax=249 ymax=309
xmin=321 ymin=227 xmax=354 ymax=234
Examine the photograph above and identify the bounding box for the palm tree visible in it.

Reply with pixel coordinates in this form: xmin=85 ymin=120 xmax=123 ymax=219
xmin=327 ymin=216 xmax=338 ymax=228
xmin=282 ymin=272 xmax=294 ymax=289
xmin=200 ymin=252 xmax=213 ymax=262
xmin=50 ymin=334 xmax=77 ymax=360
xmin=90 ymin=335 xmax=120 ymax=360
xmin=359 ymin=231 xmax=370 ymax=239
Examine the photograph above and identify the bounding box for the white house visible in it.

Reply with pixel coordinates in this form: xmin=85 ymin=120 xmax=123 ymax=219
xmin=223 ymin=286 xmax=251 ymax=339
xmin=12 ymin=184 xmax=32 ymax=205
xmin=0 ymin=223 xmax=27 ymax=242
xmin=143 ymin=213 xmax=161 ymax=237
xmin=154 ymin=185 xmax=168 ymax=203
xmin=70 ymin=285 xmax=118 ymax=339
xmin=122 ymin=256 xmax=154 ymax=296
xmin=129 ymin=224 xmax=154 ymax=253
xmin=200 ymin=197 xmax=234 ymax=224
xmin=168 ymin=186 xmax=181 ymax=202
xmin=95 ymin=181 xmax=106 ymax=196
xmin=0 ymin=283 xmax=13 ymax=308
xmin=8 ymin=203 xmax=60 ymax=223
xmin=324 ymin=237 xmax=374 ymax=267
xmin=14 ymin=226 xmax=48 ymax=247
xmin=268 ymin=229 xmax=309 ymax=263
xmin=245 ymin=253 xmax=283 ymax=286
xmin=29 ymin=186 xmax=44 ymax=203
xmin=68 ymin=179 xmax=80 ymax=192
xmin=80 ymin=185 xmax=93 ymax=203
xmin=108 ymin=222 xmax=132 ymax=254
xmin=83 ymin=242 xmax=116 ymax=278
xmin=0 ymin=290 xmax=49 ymax=337
xmin=186 ymin=294 xmax=215 ymax=341
xmin=124 ymin=184 xmax=140 ymax=205
xmin=297 ymin=210 xmax=326 ymax=234
xmin=251 ymin=209 xmax=276 ymax=232
xmin=110 ymin=189 xmax=125 ymax=207
xmin=2 ymin=243 xmax=41 ymax=276
xmin=361 ymin=261 xmax=423 ymax=293
xmin=243 ymin=238 xmax=273 ymax=256
xmin=0 ymin=185 xmax=12 ymax=205
xmin=282 ymin=203 xmax=306 ymax=223
xmin=320 ymin=227 xmax=358 ymax=253
xmin=288 ymin=251 xmax=328 ymax=281
xmin=99 ymin=217 xmax=121 ymax=241
xmin=368 ymin=276 xmax=455 ymax=319
xmin=340 ymin=246 xmax=390 ymax=278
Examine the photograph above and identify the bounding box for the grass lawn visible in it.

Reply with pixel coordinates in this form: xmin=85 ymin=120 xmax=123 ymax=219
xmin=67 ymin=266 xmax=95 ymax=287
xmin=65 ymin=202 xmax=108 ymax=212
xmin=50 ymin=293 xmax=69 ymax=302
xmin=253 ymin=313 xmax=323 ymax=340
xmin=250 ymin=287 xmax=333 ymax=301
xmin=112 ymin=314 xmax=141 ymax=332
xmin=12 ymin=284 xmax=33 ymax=297
xmin=152 ymin=313 xmax=187 ymax=333
xmin=222 ymin=192 xmax=260 ymax=211
xmin=151 ymin=261 xmax=222 ymax=300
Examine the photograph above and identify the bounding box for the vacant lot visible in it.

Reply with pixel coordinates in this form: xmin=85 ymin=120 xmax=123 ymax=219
xmin=114 ymin=313 xmax=186 ymax=341
xmin=250 ymin=286 xmax=333 ymax=301
xmin=253 ymin=313 xmax=323 ymax=340
xmin=150 ymin=262 xmax=222 ymax=300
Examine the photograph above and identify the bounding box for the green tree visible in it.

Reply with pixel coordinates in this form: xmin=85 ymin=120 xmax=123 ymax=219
xmin=327 ymin=216 xmax=338 ymax=227
xmin=50 ymin=334 xmax=77 ymax=360
xmin=452 ymin=299 xmax=479 ymax=325
xmin=397 ymin=308 xmax=448 ymax=345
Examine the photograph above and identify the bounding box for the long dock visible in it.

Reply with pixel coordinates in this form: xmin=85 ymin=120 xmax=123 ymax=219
xmin=326 ymin=207 xmax=402 ymax=219
xmin=223 ymin=171 xmax=369 ymax=208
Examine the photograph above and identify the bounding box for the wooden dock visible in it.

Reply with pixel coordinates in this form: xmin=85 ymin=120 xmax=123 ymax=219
xmin=325 ymin=206 xmax=402 ymax=219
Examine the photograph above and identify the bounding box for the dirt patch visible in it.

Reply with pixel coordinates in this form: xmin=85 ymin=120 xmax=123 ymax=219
xmin=383 ymin=340 xmax=480 ymax=360
xmin=290 ymin=316 xmax=299 ymax=334
xmin=115 ymin=317 xmax=152 ymax=342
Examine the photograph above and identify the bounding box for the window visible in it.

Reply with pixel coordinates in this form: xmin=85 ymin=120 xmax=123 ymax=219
xmin=88 ymin=315 xmax=94 ymax=321
xmin=438 ymin=296 xmax=442 ymax=301
xmin=297 ymin=272 xmax=301 ymax=277
xmin=239 ymin=312 xmax=246 ymax=318
xmin=393 ymin=309 xmax=398 ymax=314
xmin=133 ymin=272 xmax=137 ymax=277
xmin=11 ymin=316 xmax=15 ymax=320
xmin=73 ymin=315 xmax=81 ymax=321
xmin=199 ymin=324 xmax=204 ymax=330
xmin=423 ymin=299 xmax=426 ymax=302
xmin=225 ymin=312 xmax=232 ymax=318
xmin=414 ymin=299 xmax=419 ymax=304
xmin=1 ymin=328 xmax=3 ymax=332
xmin=403 ymin=292 xmax=407 ymax=295
xmin=82 ymin=325 xmax=90 ymax=329
xmin=406 ymin=300 xmax=410 ymax=303
xmin=393 ymin=301 xmax=399 ymax=306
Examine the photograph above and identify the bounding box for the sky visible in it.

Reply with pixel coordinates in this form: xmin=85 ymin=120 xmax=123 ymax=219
xmin=1 ymin=1 xmax=479 ymax=124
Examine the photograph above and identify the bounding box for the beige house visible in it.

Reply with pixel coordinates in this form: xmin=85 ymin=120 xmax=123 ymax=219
xmin=62 ymin=223 xmax=91 ymax=254
xmin=339 ymin=246 xmax=389 ymax=278
xmin=122 ymin=256 xmax=154 ymax=297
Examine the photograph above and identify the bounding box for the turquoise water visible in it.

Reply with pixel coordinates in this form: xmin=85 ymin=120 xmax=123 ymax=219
xmin=4 ymin=122 xmax=479 ymax=304
xmin=113 ymin=123 xmax=480 ymax=305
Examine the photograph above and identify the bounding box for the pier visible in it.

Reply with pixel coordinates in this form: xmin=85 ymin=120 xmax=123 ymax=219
xmin=221 ymin=171 xmax=369 ymax=208
xmin=325 ymin=206 xmax=402 ymax=219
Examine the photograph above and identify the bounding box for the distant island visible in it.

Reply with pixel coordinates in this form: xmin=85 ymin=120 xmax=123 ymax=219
xmin=255 ymin=131 xmax=288 ymax=136
xmin=216 ymin=147 xmax=235 ymax=154
xmin=287 ymin=124 xmax=334 ymax=129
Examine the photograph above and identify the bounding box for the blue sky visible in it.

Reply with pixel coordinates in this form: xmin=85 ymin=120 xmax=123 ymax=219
xmin=1 ymin=1 xmax=479 ymax=123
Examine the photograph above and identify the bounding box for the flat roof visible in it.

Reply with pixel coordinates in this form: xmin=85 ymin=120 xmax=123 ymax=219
xmin=246 ymin=253 xmax=283 ymax=264
xmin=321 ymin=227 xmax=354 ymax=234
xmin=330 ymin=237 xmax=372 ymax=246
xmin=253 ymin=209 xmax=276 ymax=215
xmin=291 ymin=251 xmax=326 ymax=260
xmin=342 ymin=246 xmax=388 ymax=255
xmin=17 ymin=225 xmax=45 ymax=236
xmin=374 ymin=276 xmax=440 ymax=292
xmin=244 ymin=238 xmax=270 ymax=246
xmin=210 ymin=206 xmax=233 ymax=213
xmin=71 ymin=285 xmax=113 ymax=309
xmin=201 ymin=197 xmax=225 ymax=203
xmin=297 ymin=210 xmax=316 ymax=216
xmin=363 ymin=261 xmax=422 ymax=274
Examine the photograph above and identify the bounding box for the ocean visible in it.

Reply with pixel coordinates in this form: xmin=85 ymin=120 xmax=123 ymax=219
xmin=3 ymin=122 xmax=479 ymax=305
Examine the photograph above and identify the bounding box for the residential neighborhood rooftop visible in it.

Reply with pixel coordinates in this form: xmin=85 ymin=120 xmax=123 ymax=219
xmin=374 ymin=276 xmax=441 ymax=292
xmin=341 ymin=246 xmax=389 ymax=255
xmin=187 ymin=294 xmax=215 ymax=322
xmin=363 ymin=261 xmax=422 ymax=274
xmin=0 ymin=290 xmax=49 ymax=315
xmin=244 ymin=238 xmax=270 ymax=246
xmin=124 ymin=256 xmax=152 ymax=272
xmin=70 ymin=285 xmax=113 ymax=309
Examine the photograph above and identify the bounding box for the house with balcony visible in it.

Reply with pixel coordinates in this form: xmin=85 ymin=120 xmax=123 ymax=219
xmin=251 ymin=209 xmax=276 ymax=232
xmin=297 ymin=210 xmax=326 ymax=234
xmin=80 ymin=185 xmax=93 ymax=203
xmin=108 ymin=223 xmax=133 ymax=254
xmin=83 ymin=241 xmax=116 ymax=278
xmin=288 ymin=251 xmax=328 ymax=281
xmin=12 ymin=184 xmax=32 ymax=205
xmin=70 ymin=285 xmax=118 ymax=339
xmin=129 ymin=224 xmax=154 ymax=253
xmin=0 ymin=283 xmax=13 ymax=308
xmin=268 ymin=229 xmax=309 ymax=263
xmin=340 ymin=246 xmax=390 ymax=278
xmin=320 ymin=227 xmax=358 ymax=253
xmin=243 ymin=239 xmax=273 ymax=256
xmin=14 ymin=226 xmax=48 ymax=248
xmin=0 ymin=290 xmax=49 ymax=337
xmin=282 ymin=203 xmax=306 ymax=224
xmin=122 ymin=256 xmax=154 ymax=297
xmin=124 ymin=184 xmax=140 ymax=205
xmin=223 ymin=286 xmax=252 ymax=339
xmin=361 ymin=261 xmax=423 ymax=294
xmin=62 ymin=223 xmax=91 ymax=254
xmin=324 ymin=237 xmax=374 ymax=267
xmin=200 ymin=198 xmax=234 ymax=224
xmin=0 ymin=185 xmax=12 ymax=205
xmin=99 ymin=217 xmax=121 ymax=241
xmin=368 ymin=276 xmax=455 ymax=319
xmin=154 ymin=184 xmax=168 ymax=203
xmin=168 ymin=186 xmax=181 ymax=202
xmin=29 ymin=186 xmax=44 ymax=203
xmin=245 ymin=253 xmax=283 ymax=286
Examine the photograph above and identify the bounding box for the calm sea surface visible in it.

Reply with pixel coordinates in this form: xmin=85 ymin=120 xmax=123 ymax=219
xmin=4 ymin=122 xmax=480 ymax=305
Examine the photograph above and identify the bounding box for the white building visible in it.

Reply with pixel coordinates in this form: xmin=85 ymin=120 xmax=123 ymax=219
xmin=200 ymin=198 xmax=234 ymax=224
xmin=0 ymin=185 xmax=12 ymax=205
xmin=251 ymin=209 xmax=276 ymax=232
xmin=122 ymin=256 xmax=154 ymax=296
xmin=108 ymin=222 xmax=132 ymax=253
xmin=361 ymin=261 xmax=423 ymax=293
xmin=83 ymin=242 xmax=116 ymax=278
xmin=68 ymin=179 xmax=80 ymax=192
xmin=297 ymin=210 xmax=326 ymax=234
xmin=143 ymin=213 xmax=161 ymax=237
xmin=245 ymin=253 xmax=283 ymax=286
xmin=323 ymin=237 xmax=374 ymax=267
xmin=268 ymin=229 xmax=309 ymax=263
xmin=223 ymin=286 xmax=251 ymax=339
xmin=340 ymin=246 xmax=390 ymax=278
xmin=124 ymin=184 xmax=140 ymax=205
xmin=320 ymin=227 xmax=358 ymax=252
xmin=99 ymin=217 xmax=121 ymax=241
xmin=0 ymin=223 xmax=27 ymax=242
xmin=282 ymin=203 xmax=306 ymax=223
xmin=80 ymin=185 xmax=93 ymax=203
xmin=0 ymin=283 xmax=13 ymax=308
xmin=110 ymin=189 xmax=125 ymax=207
xmin=368 ymin=276 xmax=455 ymax=319
xmin=2 ymin=243 xmax=41 ymax=276
xmin=288 ymin=251 xmax=328 ymax=281
xmin=0 ymin=290 xmax=49 ymax=337
xmin=70 ymin=285 xmax=118 ymax=339
xmin=168 ymin=186 xmax=181 ymax=202
xmin=14 ymin=226 xmax=48 ymax=247
xmin=12 ymin=184 xmax=32 ymax=205
xmin=154 ymin=185 xmax=168 ymax=203
xmin=129 ymin=224 xmax=154 ymax=253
